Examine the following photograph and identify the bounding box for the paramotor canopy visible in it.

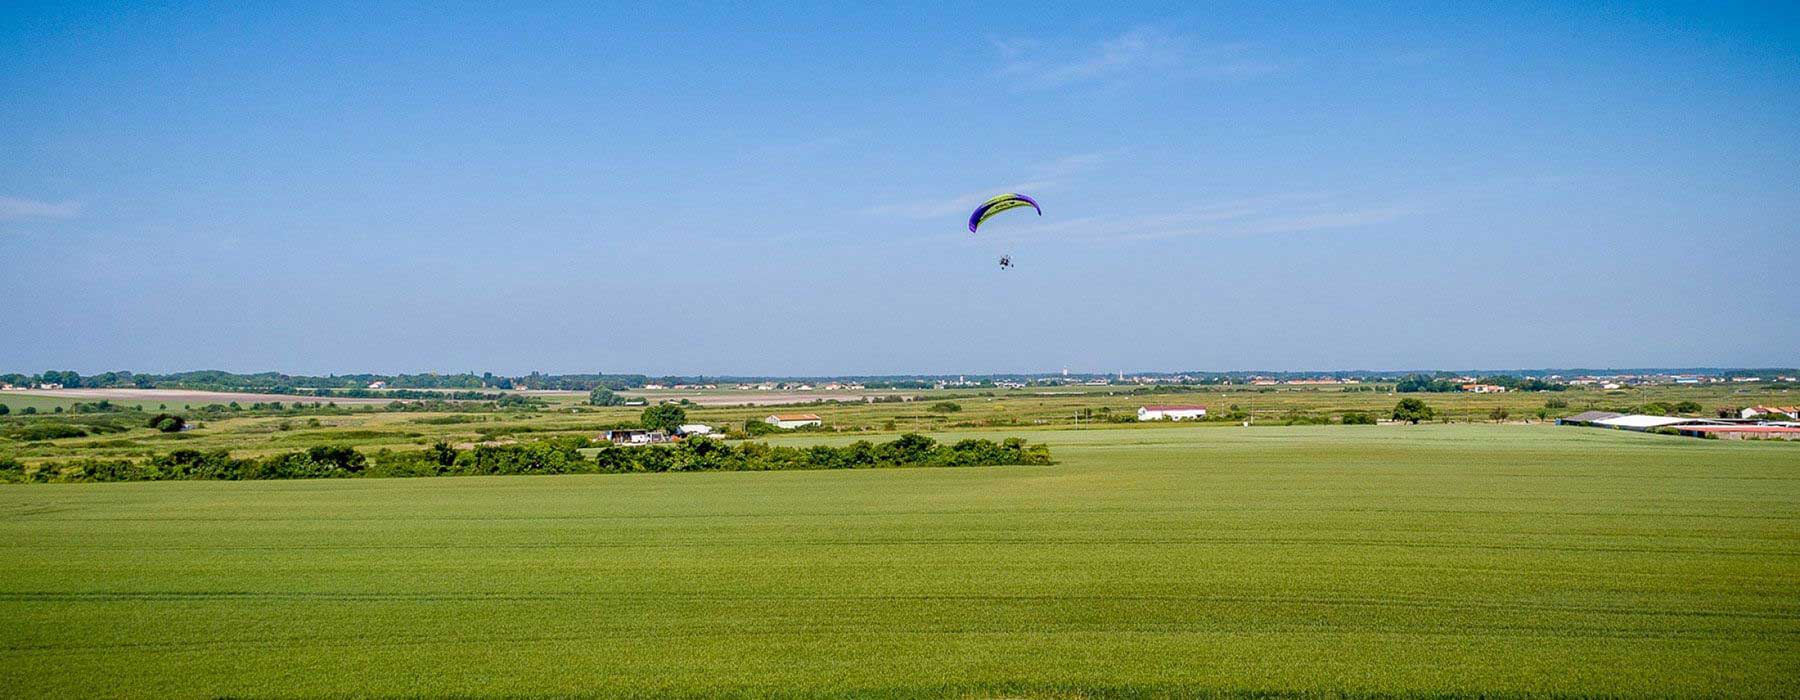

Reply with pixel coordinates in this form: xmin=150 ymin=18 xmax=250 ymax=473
xmin=968 ymin=193 xmax=1041 ymax=233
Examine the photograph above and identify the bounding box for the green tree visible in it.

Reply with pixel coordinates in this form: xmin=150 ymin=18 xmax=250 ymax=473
xmin=641 ymin=404 xmax=687 ymax=432
xmin=1489 ymin=407 xmax=1510 ymax=422
xmin=1392 ymin=398 xmax=1435 ymax=424
xmin=40 ymin=370 xmax=82 ymax=387
xmin=1395 ymin=374 xmax=1457 ymax=393
xmin=588 ymin=388 xmax=625 ymax=406
xmin=427 ymin=441 xmax=458 ymax=467
xmin=0 ymin=403 xmax=9 ymax=416
xmin=147 ymin=414 xmax=186 ymax=433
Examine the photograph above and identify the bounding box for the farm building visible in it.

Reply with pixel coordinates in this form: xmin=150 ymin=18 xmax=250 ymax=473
xmin=600 ymin=429 xmax=670 ymax=446
xmin=1673 ymin=425 xmax=1800 ymax=441
xmin=1592 ymin=415 xmax=1726 ymax=432
xmin=1741 ymin=406 xmax=1799 ymax=419
xmin=1138 ymin=405 xmax=1208 ymax=421
xmin=1461 ymin=384 xmax=1507 ymax=393
xmin=765 ymin=413 xmax=822 ymax=429
xmin=675 ymin=424 xmax=715 ymax=436
xmin=1558 ymin=411 xmax=1622 ymax=426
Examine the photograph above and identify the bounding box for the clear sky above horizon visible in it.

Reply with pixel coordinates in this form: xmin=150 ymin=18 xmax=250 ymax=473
xmin=3 ymin=2 xmax=1797 ymax=376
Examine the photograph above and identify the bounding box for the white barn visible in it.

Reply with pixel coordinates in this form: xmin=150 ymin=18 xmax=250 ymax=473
xmin=1592 ymin=415 xmax=1725 ymax=432
xmin=1138 ymin=405 xmax=1208 ymax=421
xmin=765 ymin=413 xmax=823 ymax=429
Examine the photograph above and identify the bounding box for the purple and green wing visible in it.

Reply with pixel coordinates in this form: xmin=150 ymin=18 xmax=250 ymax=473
xmin=968 ymin=193 xmax=1041 ymax=233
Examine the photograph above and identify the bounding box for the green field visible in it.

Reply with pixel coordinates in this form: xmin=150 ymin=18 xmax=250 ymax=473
xmin=3 ymin=425 xmax=1797 ymax=698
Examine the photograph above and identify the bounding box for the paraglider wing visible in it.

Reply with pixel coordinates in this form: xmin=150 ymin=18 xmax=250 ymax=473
xmin=968 ymin=193 xmax=1041 ymax=233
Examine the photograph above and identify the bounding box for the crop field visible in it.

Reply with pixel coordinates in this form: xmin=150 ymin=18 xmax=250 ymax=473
xmin=3 ymin=424 xmax=1796 ymax=698
xmin=4 ymin=383 xmax=1795 ymax=466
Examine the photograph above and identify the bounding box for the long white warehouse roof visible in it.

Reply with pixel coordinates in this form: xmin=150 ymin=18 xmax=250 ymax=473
xmin=1594 ymin=415 xmax=1721 ymax=429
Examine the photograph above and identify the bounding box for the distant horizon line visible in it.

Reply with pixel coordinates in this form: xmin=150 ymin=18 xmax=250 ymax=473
xmin=6 ymin=366 xmax=1796 ymax=381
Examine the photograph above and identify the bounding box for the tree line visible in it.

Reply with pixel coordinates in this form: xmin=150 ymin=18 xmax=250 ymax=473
xmin=1394 ymin=374 xmax=1568 ymax=393
xmin=0 ymin=370 xmax=654 ymax=392
xmin=1 ymin=434 xmax=1052 ymax=483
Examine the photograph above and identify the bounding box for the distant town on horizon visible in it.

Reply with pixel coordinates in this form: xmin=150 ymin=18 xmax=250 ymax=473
xmin=4 ymin=366 xmax=1796 ymax=394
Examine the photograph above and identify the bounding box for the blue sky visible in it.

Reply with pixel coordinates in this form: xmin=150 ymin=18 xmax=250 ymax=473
xmin=3 ymin=2 xmax=1796 ymax=375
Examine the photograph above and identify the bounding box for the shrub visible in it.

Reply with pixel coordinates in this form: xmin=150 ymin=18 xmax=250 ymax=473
xmin=7 ymin=423 xmax=88 ymax=441
xmin=411 ymin=415 xmax=487 ymax=425
xmin=493 ymin=394 xmax=544 ymax=410
xmin=1392 ymin=398 xmax=1435 ymax=424
xmin=588 ymin=388 xmax=626 ymax=406
xmin=65 ymin=459 xmax=142 ymax=482
xmin=1281 ymin=411 xmax=1330 ymax=425
xmin=1341 ymin=411 xmax=1377 ymax=425
xmin=147 ymin=449 xmax=244 ymax=480
xmin=147 ymin=413 xmax=186 ymax=433
xmin=927 ymin=402 xmax=963 ymax=413
xmin=593 ymin=434 xmax=1050 ymax=475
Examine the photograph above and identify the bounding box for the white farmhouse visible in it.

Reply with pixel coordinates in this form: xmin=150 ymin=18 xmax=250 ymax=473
xmin=765 ymin=413 xmax=823 ymax=429
xmin=1137 ymin=405 xmax=1208 ymax=421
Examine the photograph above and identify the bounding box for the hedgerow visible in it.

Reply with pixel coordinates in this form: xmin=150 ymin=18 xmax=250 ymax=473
xmin=2 ymin=434 xmax=1051 ymax=483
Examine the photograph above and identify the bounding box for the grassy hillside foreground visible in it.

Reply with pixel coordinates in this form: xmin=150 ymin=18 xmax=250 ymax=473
xmin=1 ymin=425 xmax=1796 ymax=698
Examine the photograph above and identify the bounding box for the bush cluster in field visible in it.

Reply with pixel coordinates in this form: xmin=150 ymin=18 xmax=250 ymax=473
xmin=0 ymin=433 xmax=1051 ymax=483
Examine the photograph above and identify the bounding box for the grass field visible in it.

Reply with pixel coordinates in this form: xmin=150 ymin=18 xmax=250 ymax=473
xmin=2 ymin=424 xmax=1797 ymax=698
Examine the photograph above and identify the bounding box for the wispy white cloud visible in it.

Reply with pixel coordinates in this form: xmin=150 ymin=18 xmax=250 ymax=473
xmin=1157 ymin=206 xmax=1410 ymax=241
xmin=750 ymin=130 xmax=863 ymax=159
xmin=996 ymin=29 xmax=1279 ymax=91
xmin=865 ymin=181 xmax=1053 ymax=220
xmin=1033 ymin=151 xmax=1113 ymax=179
xmin=865 ymin=151 xmax=1111 ymax=220
xmin=978 ymin=192 xmax=1414 ymax=246
xmin=0 ymin=196 xmax=81 ymax=222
